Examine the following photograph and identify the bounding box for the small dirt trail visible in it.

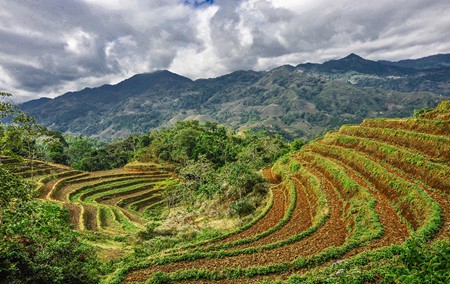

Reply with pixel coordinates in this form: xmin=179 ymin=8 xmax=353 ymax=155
xmin=123 ymin=164 xmax=346 ymax=284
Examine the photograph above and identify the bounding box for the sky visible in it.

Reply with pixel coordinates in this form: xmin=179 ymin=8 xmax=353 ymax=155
xmin=1 ymin=0 xmax=449 ymax=102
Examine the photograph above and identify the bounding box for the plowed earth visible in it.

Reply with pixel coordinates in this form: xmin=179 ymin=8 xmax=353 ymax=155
xmin=123 ymin=116 xmax=450 ymax=283
xmin=34 ymin=167 xmax=177 ymax=234
xmin=123 ymin=166 xmax=346 ymax=283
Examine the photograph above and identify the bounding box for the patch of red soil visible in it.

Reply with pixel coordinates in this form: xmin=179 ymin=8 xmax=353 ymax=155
xmin=123 ymin=163 xmax=346 ymax=283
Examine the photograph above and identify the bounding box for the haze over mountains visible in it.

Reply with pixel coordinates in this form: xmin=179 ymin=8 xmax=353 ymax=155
xmin=21 ymin=53 xmax=450 ymax=140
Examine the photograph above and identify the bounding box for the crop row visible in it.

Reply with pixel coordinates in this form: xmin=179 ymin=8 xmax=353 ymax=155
xmin=119 ymin=106 xmax=450 ymax=283
xmin=121 ymin=145 xmax=388 ymax=282
xmin=123 ymin=140 xmax=443 ymax=283
xmin=361 ymin=118 xmax=450 ymax=137
xmin=306 ymin=142 xmax=441 ymax=233
xmin=29 ymin=166 xmax=178 ymax=235
xmin=50 ymin=173 xmax=158 ymax=201
xmin=121 ymin=150 xmax=385 ymax=283
xmin=339 ymin=125 xmax=450 ymax=162
xmin=319 ymin=133 xmax=450 ymax=197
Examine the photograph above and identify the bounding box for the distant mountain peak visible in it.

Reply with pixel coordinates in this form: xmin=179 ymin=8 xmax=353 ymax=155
xmin=342 ymin=53 xmax=364 ymax=60
xmin=343 ymin=52 xmax=365 ymax=60
xmin=130 ymin=70 xmax=192 ymax=81
xmin=19 ymin=53 xmax=449 ymax=140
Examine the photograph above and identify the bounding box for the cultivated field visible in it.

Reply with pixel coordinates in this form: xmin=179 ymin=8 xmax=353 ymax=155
xmin=3 ymin=102 xmax=449 ymax=283
xmin=2 ymin=157 xmax=177 ymax=236
xmin=118 ymin=101 xmax=450 ymax=283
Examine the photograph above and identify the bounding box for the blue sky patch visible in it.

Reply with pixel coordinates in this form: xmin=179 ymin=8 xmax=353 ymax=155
xmin=183 ymin=0 xmax=215 ymax=8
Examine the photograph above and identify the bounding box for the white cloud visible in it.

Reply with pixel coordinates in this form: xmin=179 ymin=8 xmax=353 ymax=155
xmin=82 ymin=0 xmax=135 ymax=10
xmin=65 ymin=28 xmax=97 ymax=56
xmin=0 ymin=0 xmax=449 ymax=101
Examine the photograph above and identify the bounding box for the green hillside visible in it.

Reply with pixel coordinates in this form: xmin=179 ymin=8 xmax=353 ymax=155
xmin=20 ymin=54 xmax=449 ymax=140
xmin=118 ymin=100 xmax=449 ymax=283
xmin=2 ymin=92 xmax=449 ymax=283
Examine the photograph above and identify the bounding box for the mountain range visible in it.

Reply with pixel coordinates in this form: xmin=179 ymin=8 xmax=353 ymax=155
xmin=21 ymin=53 xmax=450 ymax=140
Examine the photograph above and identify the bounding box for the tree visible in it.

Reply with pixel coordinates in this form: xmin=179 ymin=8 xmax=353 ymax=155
xmin=13 ymin=111 xmax=44 ymax=178
xmin=0 ymin=92 xmax=16 ymax=161
xmin=0 ymin=167 xmax=100 ymax=283
xmin=290 ymin=138 xmax=305 ymax=152
xmin=37 ymin=135 xmax=68 ymax=164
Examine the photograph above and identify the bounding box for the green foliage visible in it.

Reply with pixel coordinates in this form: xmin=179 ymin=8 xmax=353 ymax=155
xmin=390 ymin=239 xmax=450 ymax=283
xmin=145 ymin=271 xmax=172 ymax=284
xmin=290 ymin=138 xmax=305 ymax=152
xmin=413 ymin=106 xmax=433 ymax=118
xmin=220 ymin=162 xmax=265 ymax=199
xmin=141 ymin=120 xmax=240 ymax=167
xmin=64 ymin=135 xmax=138 ymax=171
xmin=229 ymin=199 xmax=256 ymax=217
xmin=0 ymin=167 xmax=100 ymax=283
xmin=134 ymin=121 xmax=288 ymax=219
xmin=237 ymin=131 xmax=289 ymax=169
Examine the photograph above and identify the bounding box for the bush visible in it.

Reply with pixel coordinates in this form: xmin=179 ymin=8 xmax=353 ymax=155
xmin=413 ymin=107 xmax=433 ymax=118
xmin=229 ymin=200 xmax=256 ymax=217
xmin=0 ymin=167 xmax=100 ymax=284
xmin=389 ymin=239 xmax=450 ymax=283
xmin=290 ymin=138 xmax=305 ymax=152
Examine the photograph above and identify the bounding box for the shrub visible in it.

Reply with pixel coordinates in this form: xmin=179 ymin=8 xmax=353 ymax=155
xmin=229 ymin=199 xmax=256 ymax=217
xmin=0 ymin=167 xmax=101 ymax=284
xmin=389 ymin=239 xmax=450 ymax=283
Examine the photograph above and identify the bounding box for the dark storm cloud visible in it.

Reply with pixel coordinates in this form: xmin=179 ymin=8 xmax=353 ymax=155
xmin=0 ymin=0 xmax=449 ymax=101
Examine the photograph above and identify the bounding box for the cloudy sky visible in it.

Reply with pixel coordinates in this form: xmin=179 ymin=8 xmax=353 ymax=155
xmin=1 ymin=0 xmax=449 ymax=102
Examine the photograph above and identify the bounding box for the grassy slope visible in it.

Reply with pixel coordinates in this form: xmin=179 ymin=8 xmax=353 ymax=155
xmin=118 ymin=100 xmax=450 ymax=284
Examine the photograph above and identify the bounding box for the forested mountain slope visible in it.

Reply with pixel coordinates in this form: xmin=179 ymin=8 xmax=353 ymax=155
xmin=21 ymin=54 xmax=449 ymax=140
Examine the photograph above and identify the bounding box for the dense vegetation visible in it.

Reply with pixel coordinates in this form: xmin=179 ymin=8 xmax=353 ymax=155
xmin=1 ymin=92 xmax=291 ymax=283
xmin=0 ymin=158 xmax=100 ymax=284
xmin=136 ymin=120 xmax=289 ymax=217
xmin=2 ymin=89 xmax=449 ymax=283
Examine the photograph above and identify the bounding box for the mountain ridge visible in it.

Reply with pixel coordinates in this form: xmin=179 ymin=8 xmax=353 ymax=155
xmin=21 ymin=53 xmax=449 ymax=140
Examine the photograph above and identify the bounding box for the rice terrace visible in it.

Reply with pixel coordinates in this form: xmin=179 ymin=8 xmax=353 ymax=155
xmin=1 ymin=99 xmax=449 ymax=283
xmin=2 ymin=1 xmax=450 ymax=283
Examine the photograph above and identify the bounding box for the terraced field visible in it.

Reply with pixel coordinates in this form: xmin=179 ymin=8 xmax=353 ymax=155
xmin=120 ymin=101 xmax=450 ymax=283
xmin=0 ymin=156 xmax=72 ymax=178
xmin=0 ymin=156 xmax=178 ymax=236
